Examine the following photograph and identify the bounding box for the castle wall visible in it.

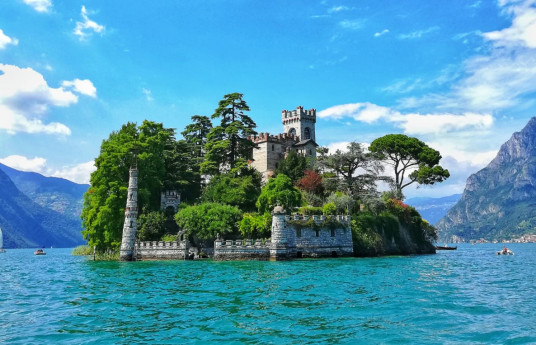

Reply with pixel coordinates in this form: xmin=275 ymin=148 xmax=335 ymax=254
xmin=134 ymin=241 xmax=188 ymax=260
xmin=214 ymin=239 xmax=270 ymax=261
xmin=213 ymin=214 xmax=354 ymax=261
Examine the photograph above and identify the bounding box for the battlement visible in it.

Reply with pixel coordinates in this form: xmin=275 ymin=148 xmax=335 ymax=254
xmin=282 ymin=106 xmax=316 ymax=122
xmin=248 ymin=132 xmax=300 ymax=144
xmin=284 ymin=214 xmax=351 ymax=224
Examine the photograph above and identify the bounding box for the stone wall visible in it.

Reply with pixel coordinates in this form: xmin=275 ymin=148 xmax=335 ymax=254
xmin=214 ymin=239 xmax=270 ymax=261
xmin=134 ymin=240 xmax=189 ymax=260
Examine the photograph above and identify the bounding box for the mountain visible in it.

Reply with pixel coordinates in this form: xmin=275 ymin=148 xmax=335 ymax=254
xmin=0 ymin=163 xmax=88 ymax=221
xmin=405 ymin=194 xmax=462 ymax=225
xmin=437 ymin=117 xmax=536 ymax=242
xmin=0 ymin=166 xmax=87 ymax=248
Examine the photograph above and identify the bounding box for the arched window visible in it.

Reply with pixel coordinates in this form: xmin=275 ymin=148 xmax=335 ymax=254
xmin=289 ymin=128 xmax=296 ymax=136
xmin=304 ymin=127 xmax=311 ymax=140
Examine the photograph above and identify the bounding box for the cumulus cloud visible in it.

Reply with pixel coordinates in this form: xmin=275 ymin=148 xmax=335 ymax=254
xmin=0 ymin=155 xmax=95 ymax=184
xmin=62 ymin=79 xmax=97 ymax=98
xmin=319 ymin=102 xmax=493 ymax=136
xmin=23 ymin=0 xmax=51 ymax=13
xmin=50 ymin=160 xmax=95 ymax=184
xmin=0 ymin=29 xmax=18 ymax=49
xmin=0 ymin=155 xmax=47 ymax=172
xmin=0 ymin=64 xmax=95 ymax=135
xmin=483 ymin=1 xmax=536 ymax=48
xmin=74 ymin=6 xmax=105 ymax=40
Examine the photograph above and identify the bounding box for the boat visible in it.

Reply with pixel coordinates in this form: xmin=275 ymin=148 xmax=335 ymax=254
xmin=34 ymin=249 xmax=46 ymax=255
xmin=0 ymin=226 xmax=5 ymax=253
xmin=497 ymin=247 xmax=514 ymax=255
xmin=435 ymin=244 xmax=457 ymax=250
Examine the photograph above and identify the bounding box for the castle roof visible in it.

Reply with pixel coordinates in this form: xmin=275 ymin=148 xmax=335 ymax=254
xmin=293 ymin=139 xmax=318 ymax=147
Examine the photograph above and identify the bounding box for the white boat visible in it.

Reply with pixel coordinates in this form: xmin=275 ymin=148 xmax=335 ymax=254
xmin=0 ymin=226 xmax=5 ymax=253
xmin=497 ymin=247 xmax=514 ymax=255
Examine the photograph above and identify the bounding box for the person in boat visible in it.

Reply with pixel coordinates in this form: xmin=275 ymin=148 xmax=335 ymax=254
xmin=502 ymin=246 xmax=509 ymax=254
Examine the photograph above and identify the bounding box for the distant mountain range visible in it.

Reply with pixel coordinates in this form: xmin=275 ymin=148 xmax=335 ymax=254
xmin=437 ymin=117 xmax=536 ymax=242
xmin=0 ymin=163 xmax=88 ymax=248
xmin=405 ymin=194 xmax=462 ymax=225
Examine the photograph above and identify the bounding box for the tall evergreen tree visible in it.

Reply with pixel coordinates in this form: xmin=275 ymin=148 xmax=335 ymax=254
xmin=201 ymin=93 xmax=257 ymax=175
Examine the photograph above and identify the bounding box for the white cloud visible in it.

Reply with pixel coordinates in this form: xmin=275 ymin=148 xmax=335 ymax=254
xmin=74 ymin=6 xmax=105 ymax=40
xmin=483 ymin=1 xmax=536 ymax=48
xmin=0 ymin=155 xmax=95 ymax=184
xmin=339 ymin=19 xmax=364 ymax=30
xmin=23 ymin=0 xmax=51 ymax=13
xmin=0 ymin=105 xmax=71 ymax=135
xmin=0 ymin=155 xmax=47 ymax=172
xmin=51 ymin=161 xmax=95 ymax=184
xmin=319 ymin=102 xmax=493 ymax=136
xmin=398 ymin=26 xmax=440 ymax=39
xmin=0 ymin=64 xmax=95 ymax=135
xmin=374 ymin=29 xmax=389 ymax=37
xmin=328 ymin=6 xmax=350 ymax=13
xmin=142 ymin=88 xmax=154 ymax=101
xmin=0 ymin=29 xmax=18 ymax=49
xmin=62 ymin=79 xmax=97 ymax=98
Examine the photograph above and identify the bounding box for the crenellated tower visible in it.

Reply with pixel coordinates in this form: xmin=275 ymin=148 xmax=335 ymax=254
xmin=282 ymin=106 xmax=316 ymax=142
xmin=120 ymin=151 xmax=139 ymax=261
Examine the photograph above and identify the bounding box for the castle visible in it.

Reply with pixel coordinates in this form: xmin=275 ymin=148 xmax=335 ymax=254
xmin=249 ymin=106 xmax=318 ymax=180
xmin=118 ymin=105 xmax=355 ymax=262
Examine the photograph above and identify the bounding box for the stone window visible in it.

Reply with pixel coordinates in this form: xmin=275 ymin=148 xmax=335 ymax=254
xmin=315 ymin=229 xmax=320 ymax=237
xmin=331 ymin=229 xmax=335 ymax=237
xmin=272 ymin=144 xmax=275 ymax=151
xmin=289 ymin=128 xmax=296 ymax=136
xmin=304 ymin=127 xmax=311 ymax=139
xmin=275 ymin=162 xmax=279 ymax=169
xmin=296 ymin=229 xmax=301 ymax=238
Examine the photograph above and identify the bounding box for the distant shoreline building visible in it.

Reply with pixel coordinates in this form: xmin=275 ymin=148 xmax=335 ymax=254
xmin=249 ymin=106 xmax=318 ymax=180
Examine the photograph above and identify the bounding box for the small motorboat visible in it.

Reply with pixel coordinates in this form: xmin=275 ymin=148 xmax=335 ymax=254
xmin=497 ymin=247 xmax=514 ymax=255
xmin=34 ymin=249 xmax=46 ymax=255
xmin=436 ymin=244 xmax=457 ymax=250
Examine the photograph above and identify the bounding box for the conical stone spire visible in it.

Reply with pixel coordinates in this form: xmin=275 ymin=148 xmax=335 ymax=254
xmin=120 ymin=150 xmax=139 ymax=261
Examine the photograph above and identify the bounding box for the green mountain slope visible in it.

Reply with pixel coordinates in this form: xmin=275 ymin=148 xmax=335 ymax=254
xmin=437 ymin=117 xmax=536 ymax=242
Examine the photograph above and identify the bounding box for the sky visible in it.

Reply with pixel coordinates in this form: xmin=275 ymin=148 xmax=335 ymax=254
xmin=1 ymin=0 xmax=536 ymax=198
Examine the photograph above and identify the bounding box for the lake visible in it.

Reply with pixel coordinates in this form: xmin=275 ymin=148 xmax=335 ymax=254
xmin=1 ymin=244 xmax=535 ymax=344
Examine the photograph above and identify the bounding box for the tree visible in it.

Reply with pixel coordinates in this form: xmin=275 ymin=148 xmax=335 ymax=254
xmin=317 ymin=142 xmax=383 ymax=197
xmin=81 ymin=121 xmax=185 ymax=251
xmin=201 ymin=93 xmax=257 ymax=175
xmin=202 ymin=169 xmax=262 ymax=212
xmin=238 ymin=212 xmax=271 ymax=239
xmin=275 ymin=150 xmax=309 ymax=184
xmin=369 ymin=134 xmax=450 ymax=197
xmin=175 ymin=203 xmax=242 ymax=241
xmin=297 ymin=170 xmax=324 ymax=195
xmin=137 ymin=211 xmax=167 ymax=241
xmin=256 ymin=174 xmax=303 ymax=214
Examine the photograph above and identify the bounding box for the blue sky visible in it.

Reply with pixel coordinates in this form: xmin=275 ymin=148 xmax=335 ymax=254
xmin=1 ymin=0 xmax=536 ymax=198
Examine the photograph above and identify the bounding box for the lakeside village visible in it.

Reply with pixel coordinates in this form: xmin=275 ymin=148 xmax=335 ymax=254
xmin=79 ymin=93 xmax=448 ymax=261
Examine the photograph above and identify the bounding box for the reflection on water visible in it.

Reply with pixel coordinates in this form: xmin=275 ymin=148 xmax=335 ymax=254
xmin=1 ymin=244 xmax=536 ymax=344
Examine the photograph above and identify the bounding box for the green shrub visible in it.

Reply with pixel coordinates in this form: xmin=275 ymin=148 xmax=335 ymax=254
xmin=72 ymin=245 xmax=93 ymax=256
xmin=298 ymin=206 xmax=323 ymax=215
xmin=323 ymin=202 xmax=337 ymax=215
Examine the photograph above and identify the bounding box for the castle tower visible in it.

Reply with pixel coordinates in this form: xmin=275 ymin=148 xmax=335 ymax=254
xmin=119 ymin=164 xmax=139 ymax=261
xmin=270 ymin=205 xmax=296 ymax=260
xmin=282 ymin=106 xmax=316 ymax=142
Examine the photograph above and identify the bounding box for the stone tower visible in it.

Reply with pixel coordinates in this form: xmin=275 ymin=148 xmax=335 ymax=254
xmin=119 ymin=161 xmax=139 ymax=261
xmin=270 ymin=205 xmax=296 ymax=260
xmin=282 ymin=106 xmax=316 ymax=141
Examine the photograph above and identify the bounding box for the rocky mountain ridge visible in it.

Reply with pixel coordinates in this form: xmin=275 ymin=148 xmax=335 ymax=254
xmin=437 ymin=117 xmax=536 ymax=242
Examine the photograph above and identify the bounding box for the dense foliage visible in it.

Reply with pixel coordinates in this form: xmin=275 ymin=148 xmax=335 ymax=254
xmin=202 ymin=169 xmax=261 ymax=212
xmin=256 ymin=174 xmax=303 ymax=214
xmin=175 ymin=202 xmax=242 ymax=241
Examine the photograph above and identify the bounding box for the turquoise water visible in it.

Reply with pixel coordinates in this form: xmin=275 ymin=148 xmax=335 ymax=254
xmin=1 ymin=244 xmax=536 ymax=344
